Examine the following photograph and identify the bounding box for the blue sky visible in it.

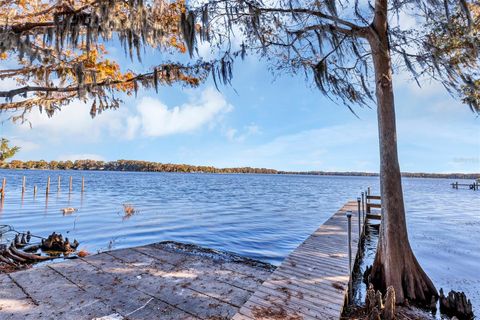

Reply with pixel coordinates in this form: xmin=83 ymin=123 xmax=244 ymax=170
xmin=0 ymin=45 xmax=479 ymax=173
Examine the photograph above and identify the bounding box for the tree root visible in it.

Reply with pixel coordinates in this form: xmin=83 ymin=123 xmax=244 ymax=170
xmin=365 ymin=284 xmax=396 ymax=320
xmin=439 ymin=288 xmax=474 ymax=320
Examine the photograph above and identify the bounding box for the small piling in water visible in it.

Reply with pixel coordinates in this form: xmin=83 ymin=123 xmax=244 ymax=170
xmin=1 ymin=178 xmax=5 ymax=199
xmin=46 ymin=177 xmax=50 ymax=196
xmin=69 ymin=176 xmax=72 ymax=193
xmin=33 ymin=185 xmax=37 ymax=197
xmin=57 ymin=176 xmax=61 ymax=192
xmin=81 ymin=177 xmax=85 ymax=193
xmin=22 ymin=176 xmax=26 ymax=194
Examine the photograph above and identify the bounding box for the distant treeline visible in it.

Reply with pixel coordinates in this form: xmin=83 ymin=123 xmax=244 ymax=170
xmin=2 ymin=159 xmax=277 ymax=174
xmin=1 ymin=160 xmax=478 ymax=179
xmin=280 ymin=171 xmax=480 ymax=180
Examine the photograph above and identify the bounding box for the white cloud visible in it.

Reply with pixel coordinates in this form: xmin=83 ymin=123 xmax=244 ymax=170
xmin=8 ymin=138 xmax=40 ymax=152
xmin=57 ymin=153 xmax=105 ymax=161
xmin=225 ymin=123 xmax=261 ymax=142
xmin=9 ymin=86 xmax=232 ymax=143
xmin=127 ymin=87 xmax=233 ymax=138
xmin=14 ymin=100 xmax=125 ymax=141
xmin=217 ymin=122 xmax=380 ymax=171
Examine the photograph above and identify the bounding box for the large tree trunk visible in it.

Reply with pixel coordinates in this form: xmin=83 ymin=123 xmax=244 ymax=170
xmin=367 ymin=0 xmax=438 ymax=306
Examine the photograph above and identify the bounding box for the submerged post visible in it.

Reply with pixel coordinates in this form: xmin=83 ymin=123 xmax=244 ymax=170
xmin=81 ymin=177 xmax=85 ymax=193
xmin=69 ymin=176 xmax=73 ymax=193
xmin=1 ymin=178 xmax=5 ymax=199
xmin=46 ymin=177 xmax=50 ymax=195
xmin=22 ymin=176 xmax=26 ymax=194
xmin=357 ymin=197 xmax=361 ymax=238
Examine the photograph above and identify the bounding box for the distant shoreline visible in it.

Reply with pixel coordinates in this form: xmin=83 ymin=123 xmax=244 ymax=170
xmin=2 ymin=160 xmax=478 ymax=180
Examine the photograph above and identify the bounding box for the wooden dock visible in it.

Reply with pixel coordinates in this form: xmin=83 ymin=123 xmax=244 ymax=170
xmin=0 ymin=242 xmax=274 ymax=320
xmin=233 ymin=201 xmax=361 ymax=320
xmin=1 ymin=201 xmax=363 ymax=320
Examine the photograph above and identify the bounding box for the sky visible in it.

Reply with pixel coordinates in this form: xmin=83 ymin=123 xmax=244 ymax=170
xmin=0 ymin=41 xmax=479 ymax=174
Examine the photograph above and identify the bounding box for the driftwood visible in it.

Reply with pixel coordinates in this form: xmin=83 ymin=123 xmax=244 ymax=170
xmin=10 ymin=244 xmax=50 ymax=261
xmin=1 ymin=231 xmax=81 ymax=271
xmin=41 ymin=232 xmax=79 ymax=253
xmin=439 ymin=288 xmax=474 ymax=320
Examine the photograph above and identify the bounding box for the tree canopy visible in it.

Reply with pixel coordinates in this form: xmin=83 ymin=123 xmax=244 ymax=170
xmin=0 ymin=0 xmax=477 ymax=120
xmin=0 ymin=138 xmax=19 ymax=162
xmin=0 ymin=0 xmax=211 ymax=121
xmin=190 ymin=0 xmax=479 ymax=113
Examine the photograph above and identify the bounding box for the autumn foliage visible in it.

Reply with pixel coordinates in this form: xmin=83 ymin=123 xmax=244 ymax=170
xmin=0 ymin=0 xmax=207 ymax=120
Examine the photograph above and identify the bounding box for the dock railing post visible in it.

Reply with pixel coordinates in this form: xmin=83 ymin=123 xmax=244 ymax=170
xmin=361 ymin=192 xmax=365 ymax=214
xmin=346 ymin=211 xmax=352 ymax=271
xmin=357 ymin=197 xmax=361 ymax=238
xmin=361 ymin=192 xmax=365 ymax=228
xmin=346 ymin=210 xmax=353 ymax=303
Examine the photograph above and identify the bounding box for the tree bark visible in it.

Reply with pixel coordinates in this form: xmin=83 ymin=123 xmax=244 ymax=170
xmin=367 ymin=0 xmax=438 ymax=306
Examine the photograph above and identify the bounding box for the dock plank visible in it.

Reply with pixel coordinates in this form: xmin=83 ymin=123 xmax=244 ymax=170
xmin=234 ymin=201 xmax=362 ymax=320
xmin=1 ymin=242 xmax=273 ymax=320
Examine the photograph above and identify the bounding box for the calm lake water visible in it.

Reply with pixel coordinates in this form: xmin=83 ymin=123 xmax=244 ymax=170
xmin=0 ymin=170 xmax=478 ymax=313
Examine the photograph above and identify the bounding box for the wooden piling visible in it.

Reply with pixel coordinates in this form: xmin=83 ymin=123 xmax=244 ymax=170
xmin=81 ymin=177 xmax=85 ymax=193
xmin=1 ymin=178 xmax=5 ymax=199
xmin=33 ymin=185 xmax=37 ymax=197
xmin=57 ymin=176 xmax=61 ymax=192
xmin=22 ymin=176 xmax=26 ymax=194
xmin=46 ymin=177 xmax=50 ymax=195
xmin=69 ymin=176 xmax=73 ymax=192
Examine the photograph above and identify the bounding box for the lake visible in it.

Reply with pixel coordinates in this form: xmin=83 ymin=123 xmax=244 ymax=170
xmin=0 ymin=170 xmax=478 ymax=313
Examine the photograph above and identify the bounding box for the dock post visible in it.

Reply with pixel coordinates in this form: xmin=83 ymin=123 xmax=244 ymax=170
xmin=69 ymin=176 xmax=73 ymax=193
xmin=46 ymin=177 xmax=50 ymax=195
xmin=81 ymin=177 xmax=84 ymax=193
xmin=361 ymin=192 xmax=365 ymax=228
xmin=57 ymin=176 xmax=61 ymax=192
xmin=367 ymin=187 xmax=371 ymax=196
xmin=34 ymin=185 xmax=37 ymax=197
xmin=346 ymin=210 xmax=353 ymax=303
xmin=346 ymin=211 xmax=352 ymax=271
xmin=361 ymin=192 xmax=365 ymax=214
xmin=22 ymin=176 xmax=26 ymax=194
xmin=357 ymin=197 xmax=361 ymax=238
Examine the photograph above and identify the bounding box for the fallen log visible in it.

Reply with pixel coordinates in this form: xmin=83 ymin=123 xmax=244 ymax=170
xmin=3 ymin=246 xmax=27 ymax=263
xmin=10 ymin=244 xmax=52 ymax=261
xmin=0 ymin=253 xmax=17 ymax=266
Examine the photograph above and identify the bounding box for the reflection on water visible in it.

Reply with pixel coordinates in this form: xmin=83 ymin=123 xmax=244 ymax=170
xmin=0 ymin=169 xmax=478 ymax=313
xmin=351 ymin=222 xmax=380 ymax=306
